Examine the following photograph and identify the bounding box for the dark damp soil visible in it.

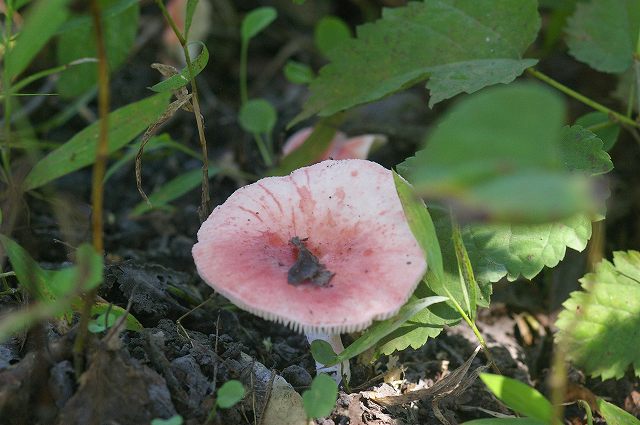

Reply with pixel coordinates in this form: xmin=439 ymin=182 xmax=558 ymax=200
xmin=1 ymin=2 xmax=640 ymax=425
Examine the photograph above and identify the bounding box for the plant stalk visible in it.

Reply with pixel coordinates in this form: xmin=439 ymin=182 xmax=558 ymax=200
xmin=73 ymin=0 xmax=110 ymax=377
xmin=2 ymin=3 xmax=14 ymax=180
xmin=155 ymin=0 xmax=211 ymax=221
xmin=527 ymin=68 xmax=639 ymax=128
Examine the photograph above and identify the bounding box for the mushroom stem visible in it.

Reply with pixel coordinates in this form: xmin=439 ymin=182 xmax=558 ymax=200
xmin=305 ymin=331 xmax=351 ymax=385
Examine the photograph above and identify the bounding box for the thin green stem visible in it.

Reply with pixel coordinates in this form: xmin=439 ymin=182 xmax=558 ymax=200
xmin=254 ymin=133 xmax=273 ymax=167
xmin=74 ymin=0 xmax=110 ymax=377
xmin=2 ymin=5 xmax=15 ymax=179
xmin=443 ymin=287 xmax=501 ymax=375
xmin=240 ymin=40 xmax=249 ymax=105
xmin=155 ymin=0 xmax=211 ymax=220
xmin=527 ymin=68 xmax=639 ymax=128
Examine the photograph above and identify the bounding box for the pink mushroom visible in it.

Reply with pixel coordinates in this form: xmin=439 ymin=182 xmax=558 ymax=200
xmin=192 ymin=159 xmax=427 ymax=383
xmin=282 ymin=127 xmax=387 ymax=161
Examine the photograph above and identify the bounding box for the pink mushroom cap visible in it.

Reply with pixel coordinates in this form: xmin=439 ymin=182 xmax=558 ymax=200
xmin=282 ymin=127 xmax=385 ymax=161
xmin=192 ymin=160 xmax=427 ymax=334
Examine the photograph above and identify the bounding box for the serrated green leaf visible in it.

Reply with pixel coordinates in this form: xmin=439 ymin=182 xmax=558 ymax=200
xmin=560 ymin=125 xmax=613 ymax=175
xmin=320 ymin=296 xmax=448 ymax=366
xmin=150 ymin=42 xmax=209 ymax=92
xmin=556 ymin=251 xmax=640 ymax=380
xmin=239 ymin=99 xmax=277 ymax=134
xmin=131 ymin=165 xmax=219 ymax=216
xmin=284 ymin=60 xmax=314 ymax=84
xmin=24 ymin=92 xmax=171 ymax=190
xmin=374 ymin=283 xmax=460 ymax=356
xmin=400 ymin=83 xmax=597 ymax=223
xmin=302 ymin=374 xmax=338 ymax=419
xmin=241 ymin=7 xmax=277 ymax=41
xmin=314 ymin=16 xmax=351 ymax=57
xmin=216 ymin=380 xmax=245 ymax=409
xmin=56 ymin=0 xmax=139 ymax=98
xmin=295 ymin=0 xmax=540 ymax=123
xmin=5 ymin=0 xmax=71 ymax=79
xmin=597 ymin=398 xmax=640 ymax=425
xmin=566 ymin=0 xmax=640 ymax=73
xmin=575 ymin=112 xmax=621 ymax=151
xmin=480 ymin=373 xmax=553 ymax=423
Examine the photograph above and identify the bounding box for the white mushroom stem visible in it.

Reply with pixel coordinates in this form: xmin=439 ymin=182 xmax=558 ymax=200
xmin=305 ymin=331 xmax=351 ymax=385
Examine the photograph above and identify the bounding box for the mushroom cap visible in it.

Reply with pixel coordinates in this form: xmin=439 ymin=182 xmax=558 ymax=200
xmin=282 ymin=127 xmax=385 ymax=161
xmin=192 ymin=160 xmax=427 ymax=334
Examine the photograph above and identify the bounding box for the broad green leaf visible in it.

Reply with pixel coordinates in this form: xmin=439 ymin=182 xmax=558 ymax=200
xmin=89 ymin=303 xmax=143 ymax=332
xmin=575 ymin=112 xmax=621 ymax=151
xmin=0 ymin=234 xmax=49 ymax=300
xmin=480 ymin=373 xmax=553 ymax=423
xmin=269 ymin=116 xmax=339 ymax=176
xmin=566 ymin=0 xmax=640 ymax=73
xmin=315 ymin=296 xmax=448 ymax=367
xmin=399 ymin=83 xmax=595 ymax=223
xmin=597 ymin=398 xmax=640 ymax=425
xmin=374 ymin=283 xmax=460 ymax=356
xmin=24 ymin=92 xmax=171 ymax=190
xmin=559 ymin=125 xmax=613 ymax=175
xmin=151 ymin=415 xmax=184 ymax=425
xmin=5 ymin=0 xmax=70 ymax=79
xmin=130 ymin=165 xmax=219 ymax=216
xmin=295 ymin=0 xmax=540 ymax=123
xmin=238 ymin=99 xmax=277 ymax=134
xmin=284 ymin=61 xmax=314 ymax=84
xmin=310 ymin=340 xmax=338 ymax=366
xmin=184 ymin=0 xmax=199 ymax=38
xmin=556 ymin=251 xmax=640 ymax=380
xmin=314 ymin=16 xmax=351 ymax=57
xmin=463 ymin=418 xmax=547 ymax=425
xmin=56 ymin=0 xmax=140 ymax=97
xmin=241 ymin=7 xmax=277 ymax=41
xmin=216 ymin=380 xmax=245 ymax=409
xmin=150 ymin=43 xmax=209 ymax=92
xmin=302 ymin=374 xmax=338 ymax=419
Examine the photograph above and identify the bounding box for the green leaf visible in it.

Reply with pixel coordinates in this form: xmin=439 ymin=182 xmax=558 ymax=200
xmin=88 ymin=303 xmax=143 ymax=332
xmin=575 ymin=112 xmax=621 ymax=151
xmin=130 ymin=165 xmax=219 ymax=216
xmin=374 ymin=283 xmax=460 ymax=356
xmin=150 ymin=42 xmax=209 ymax=92
xmin=216 ymin=380 xmax=245 ymax=409
xmin=399 ymin=83 xmax=595 ymax=223
xmin=393 ymin=172 xmax=443 ymax=281
xmin=480 ymin=373 xmax=553 ymax=423
xmin=184 ymin=0 xmax=199 ymax=38
xmin=241 ymin=7 xmax=277 ymax=41
xmin=151 ymin=415 xmax=184 ymax=425
xmin=0 ymin=234 xmax=49 ymax=300
xmin=310 ymin=340 xmax=338 ymax=366
xmin=284 ymin=60 xmax=314 ymax=84
xmin=555 ymin=251 xmax=640 ymax=380
xmin=5 ymin=0 xmax=71 ymax=79
xmin=46 ymin=243 xmax=103 ymax=297
xmin=597 ymin=398 xmax=640 ymax=425
xmin=314 ymin=16 xmax=351 ymax=57
xmin=463 ymin=418 xmax=547 ymax=425
xmin=560 ymin=125 xmax=613 ymax=175
xmin=24 ymin=92 xmax=171 ymax=190
xmin=566 ymin=0 xmax=640 ymax=73
xmin=295 ymin=0 xmax=540 ymax=123
xmin=88 ymin=312 xmax=118 ymax=333
xmin=302 ymin=374 xmax=338 ymax=419
xmin=269 ymin=116 xmax=339 ymax=176
xmin=56 ymin=0 xmax=140 ymax=97
xmin=238 ymin=99 xmax=277 ymax=134
xmin=317 ymin=296 xmax=448 ymax=366
xmin=452 ymin=217 xmax=478 ymax=320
